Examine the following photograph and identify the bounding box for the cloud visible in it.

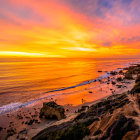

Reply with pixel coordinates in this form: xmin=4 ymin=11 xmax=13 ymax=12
xmin=102 ymin=41 xmax=113 ymax=47
xmin=0 ymin=0 xmax=140 ymax=57
xmin=121 ymin=36 xmax=140 ymax=43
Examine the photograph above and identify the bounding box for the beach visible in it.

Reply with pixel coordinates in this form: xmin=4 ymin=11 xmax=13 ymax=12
xmin=0 ymin=61 xmax=139 ymax=139
xmin=1 ymin=0 xmax=140 ymax=139
xmin=26 ymin=64 xmax=140 ymax=140
xmin=0 ymin=58 xmax=139 ymax=108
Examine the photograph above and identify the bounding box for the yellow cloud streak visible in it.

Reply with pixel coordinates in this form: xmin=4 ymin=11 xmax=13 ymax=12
xmin=0 ymin=51 xmax=45 ymax=57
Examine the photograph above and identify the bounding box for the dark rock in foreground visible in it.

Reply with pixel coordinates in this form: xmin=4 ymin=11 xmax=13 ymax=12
xmin=0 ymin=127 xmax=3 ymax=131
xmin=39 ymin=101 xmax=66 ymax=120
xmin=99 ymin=115 xmax=138 ymax=140
xmin=6 ymin=128 xmax=16 ymax=138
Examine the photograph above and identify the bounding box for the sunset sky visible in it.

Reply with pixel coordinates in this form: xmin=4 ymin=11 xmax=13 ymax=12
xmin=0 ymin=0 xmax=140 ymax=58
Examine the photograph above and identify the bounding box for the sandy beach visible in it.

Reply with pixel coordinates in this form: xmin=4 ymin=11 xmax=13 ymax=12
xmin=30 ymin=64 xmax=140 ymax=140
xmin=0 ymin=65 xmax=137 ymax=140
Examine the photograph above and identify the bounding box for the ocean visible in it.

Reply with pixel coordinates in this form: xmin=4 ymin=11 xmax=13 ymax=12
xmin=0 ymin=57 xmax=140 ymax=113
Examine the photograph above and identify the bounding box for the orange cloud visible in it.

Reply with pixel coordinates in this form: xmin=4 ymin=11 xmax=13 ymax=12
xmin=0 ymin=0 xmax=140 ymax=58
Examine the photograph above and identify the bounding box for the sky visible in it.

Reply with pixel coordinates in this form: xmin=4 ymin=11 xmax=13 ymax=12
xmin=0 ymin=0 xmax=140 ymax=58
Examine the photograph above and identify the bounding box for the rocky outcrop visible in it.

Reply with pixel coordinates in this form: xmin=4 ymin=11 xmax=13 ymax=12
xmin=88 ymin=113 xmax=139 ymax=140
xmin=39 ymin=101 xmax=66 ymax=120
xmin=124 ymin=64 xmax=140 ymax=80
xmin=125 ymin=71 xmax=133 ymax=80
xmin=132 ymin=75 xmax=140 ymax=93
xmin=116 ymin=77 xmax=123 ymax=81
xmin=33 ymin=93 xmax=140 ymax=140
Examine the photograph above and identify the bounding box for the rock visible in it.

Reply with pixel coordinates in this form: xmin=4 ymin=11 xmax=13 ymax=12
xmin=0 ymin=127 xmax=3 ymax=131
xmin=35 ymin=120 xmax=40 ymax=124
xmin=131 ymin=111 xmax=138 ymax=116
xmin=137 ymin=95 xmax=140 ymax=109
xmin=82 ymin=106 xmax=89 ymax=110
xmin=116 ymin=85 xmax=122 ymax=88
xmin=39 ymin=101 xmax=66 ymax=120
xmin=78 ymin=108 xmax=85 ymax=112
xmin=122 ymin=131 xmax=140 ymax=140
xmin=25 ymin=119 xmax=34 ymax=125
xmin=7 ymin=128 xmax=16 ymax=137
xmin=17 ymin=114 xmax=23 ymax=120
xmin=110 ymin=71 xmax=117 ymax=75
xmin=32 ymin=89 xmax=140 ymax=140
xmin=125 ymin=72 xmax=133 ymax=80
xmin=94 ymin=129 xmax=102 ymax=136
xmin=116 ymin=77 xmax=123 ymax=81
xmin=132 ymin=82 xmax=140 ymax=93
xmin=119 ymin=70 xmax=124 ymax=74
xmin=132 ymin=75 xmax=140 ymax=93
xmin=100 ymin=115 xmax=138 ymax=140
xmin=136 ymin=75 xmax=140 ymax=83
xmin=112 ymin=81 xmax=116 ymax=85
xmin=75 ymin=112 xmax=87 ymax=120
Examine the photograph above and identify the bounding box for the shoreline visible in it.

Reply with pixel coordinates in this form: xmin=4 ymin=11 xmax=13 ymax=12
xmin=0 ymin=60 xmax=139 ymax=114
xmin=0 ymin=64 xmax=139 ymax=139
xmin=31 ymin=63 xmax=140 ymax=140
xmin=0 ymin=63 xmax=135 ymax=115
xmin=0 ymin=70 xmax=114 ymax=115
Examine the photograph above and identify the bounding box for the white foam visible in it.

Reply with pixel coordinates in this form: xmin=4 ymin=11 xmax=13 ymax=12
xmin=0 ymin=102 xmax=22 ymax=114
xmin=1 ymin=61 xmax=140 ymax=115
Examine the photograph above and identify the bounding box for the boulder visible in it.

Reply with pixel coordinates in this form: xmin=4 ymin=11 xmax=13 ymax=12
xmin=136 ymin=74 xmax=140 ymax=83
xmin=0 ymin=127 xmax=3 ymax=131
xmin=110 ymin=71 xmax=117 ymax=75
xmin=112 ymin=81 xmax=116 ymax=85
xmin=125 ymin=72 xmax=133 ymax=80
xmin=39 ymin=101 xmax=66 ymax=120
xmin=116 ymin=77 xmax=123 ymax=82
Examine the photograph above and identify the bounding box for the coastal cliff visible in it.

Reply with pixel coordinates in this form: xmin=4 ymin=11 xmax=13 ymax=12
xmin=32 ymin=93 xmax=140 ymax=140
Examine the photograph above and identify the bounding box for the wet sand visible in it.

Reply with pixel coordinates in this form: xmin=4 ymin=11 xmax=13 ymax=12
xmin=0 ymin=68 xmax=136 ymax=140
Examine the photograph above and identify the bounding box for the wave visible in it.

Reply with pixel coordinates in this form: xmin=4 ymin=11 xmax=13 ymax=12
xmin=0 ymin=61 xmax=139 ymax=115
xmin=0 ymin=72 xmax=111 ymax=115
